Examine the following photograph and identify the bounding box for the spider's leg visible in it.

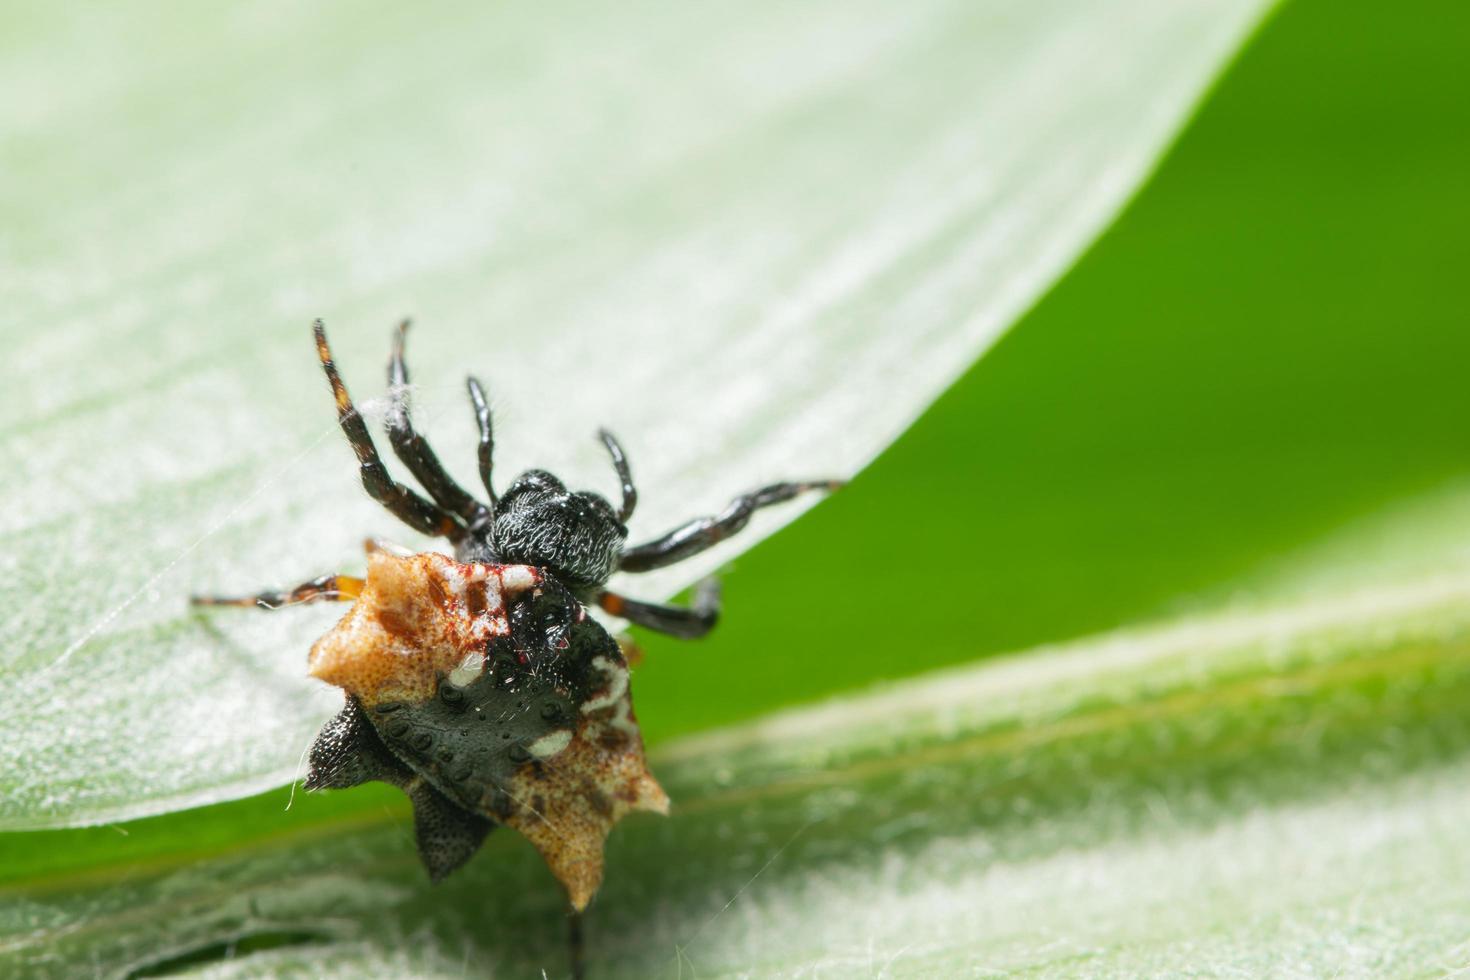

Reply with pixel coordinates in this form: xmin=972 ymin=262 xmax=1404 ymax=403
xmin=385 ymin=320 xmax=491 ymax=531
xmin=618 ymin=480 xmax=841 ymax=573
xmin=314 ymin=320 xmax=465 ymax=542
xmin=598 ymin=429 xmax=637 ymax=522
xmin=568 ymin=910 xmax=586 ymax=980
xmin=615 ymin=633 xmax=645 ymax=667
xmin=465 ymin=376 xmax=498 ymax=508
xmin=190 ymin=574 xmax=365 ymax=611
xmin=598 ymin=579 xmax=720 ymax=640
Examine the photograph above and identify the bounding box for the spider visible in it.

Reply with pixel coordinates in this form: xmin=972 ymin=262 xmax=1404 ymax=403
xmin=193 ymin=320 xmax=838 ymax=976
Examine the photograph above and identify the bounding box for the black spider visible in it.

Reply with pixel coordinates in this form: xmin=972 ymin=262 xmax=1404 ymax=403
xmin=192 ymin=320 xmax=838 ymax=977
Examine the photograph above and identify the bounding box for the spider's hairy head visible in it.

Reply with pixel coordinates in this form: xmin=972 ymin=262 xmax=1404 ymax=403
xmin=492 ymin=469 xmax=627 ymax=594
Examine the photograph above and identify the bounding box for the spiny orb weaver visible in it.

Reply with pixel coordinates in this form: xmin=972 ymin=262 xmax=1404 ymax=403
xmin=193 ymin=321 xmax=838 ymax=973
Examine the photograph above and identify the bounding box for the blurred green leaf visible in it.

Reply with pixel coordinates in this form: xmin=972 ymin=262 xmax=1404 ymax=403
xmin=0 ymin=0 xmax=1268 ymax=828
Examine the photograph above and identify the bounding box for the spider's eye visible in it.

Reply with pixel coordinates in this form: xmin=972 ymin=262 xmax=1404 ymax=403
xmin=504 ymin=469 xmax=565 ymax=496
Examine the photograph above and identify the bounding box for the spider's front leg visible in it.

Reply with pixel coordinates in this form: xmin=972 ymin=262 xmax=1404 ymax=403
xmin=598 ymin=429 xmax=637 ymax=523
xmin=599 ymin=579 xmax=720 ymax=639
xmin=313 ymin=320 xmax=466 ymax=543
xmin=465 ymin=376 xmax=498 ymax=508
xmin=384 ymin=320 xmax=492 ymax=532
xmin=618 ymin=480 xmax=842 ymax=572
xmin=190 ymin=574 xmax=364 ymax=611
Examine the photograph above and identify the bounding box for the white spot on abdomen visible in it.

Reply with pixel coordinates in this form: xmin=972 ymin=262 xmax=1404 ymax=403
xmin=448 ymin=650 xmax=486 ymax=687
xmin=528 ymin=729 xmax=572 ymax=759
xmin=581 ymin=656 xmax=629 ymax=713
xmin=498 ymin=565 xmax=539 ymax=593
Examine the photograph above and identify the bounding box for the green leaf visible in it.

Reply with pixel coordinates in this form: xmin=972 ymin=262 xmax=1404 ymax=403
xmin=0 ymin=0 xmax=1269 ymax=828
xmin=7 ymin=578 xmax=1470 ymax=976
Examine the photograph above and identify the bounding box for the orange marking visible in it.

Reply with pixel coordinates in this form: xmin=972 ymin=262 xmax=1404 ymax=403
xmin=504 ymin=704 xmax=666 ymax=911
xmin=333 ymin=576 xmax=364 ymax=600
xmin=616 ymin=635 xmax=644 ymax=667
xmin=307 ymin=550 xmax=539 ymax=707
xmin=312 ymin=320 xmax=355 ymax=415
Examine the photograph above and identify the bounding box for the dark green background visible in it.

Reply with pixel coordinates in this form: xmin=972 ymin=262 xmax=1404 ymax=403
xmin=635 ymin=0 xmax=1470 ymax=742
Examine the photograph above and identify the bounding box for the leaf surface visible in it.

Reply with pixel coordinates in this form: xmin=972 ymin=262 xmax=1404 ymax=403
xmin=6 ymin=577 xmax=1470 ymax=977
xmin=0 ymin=0 xmax=1268 ymax=826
